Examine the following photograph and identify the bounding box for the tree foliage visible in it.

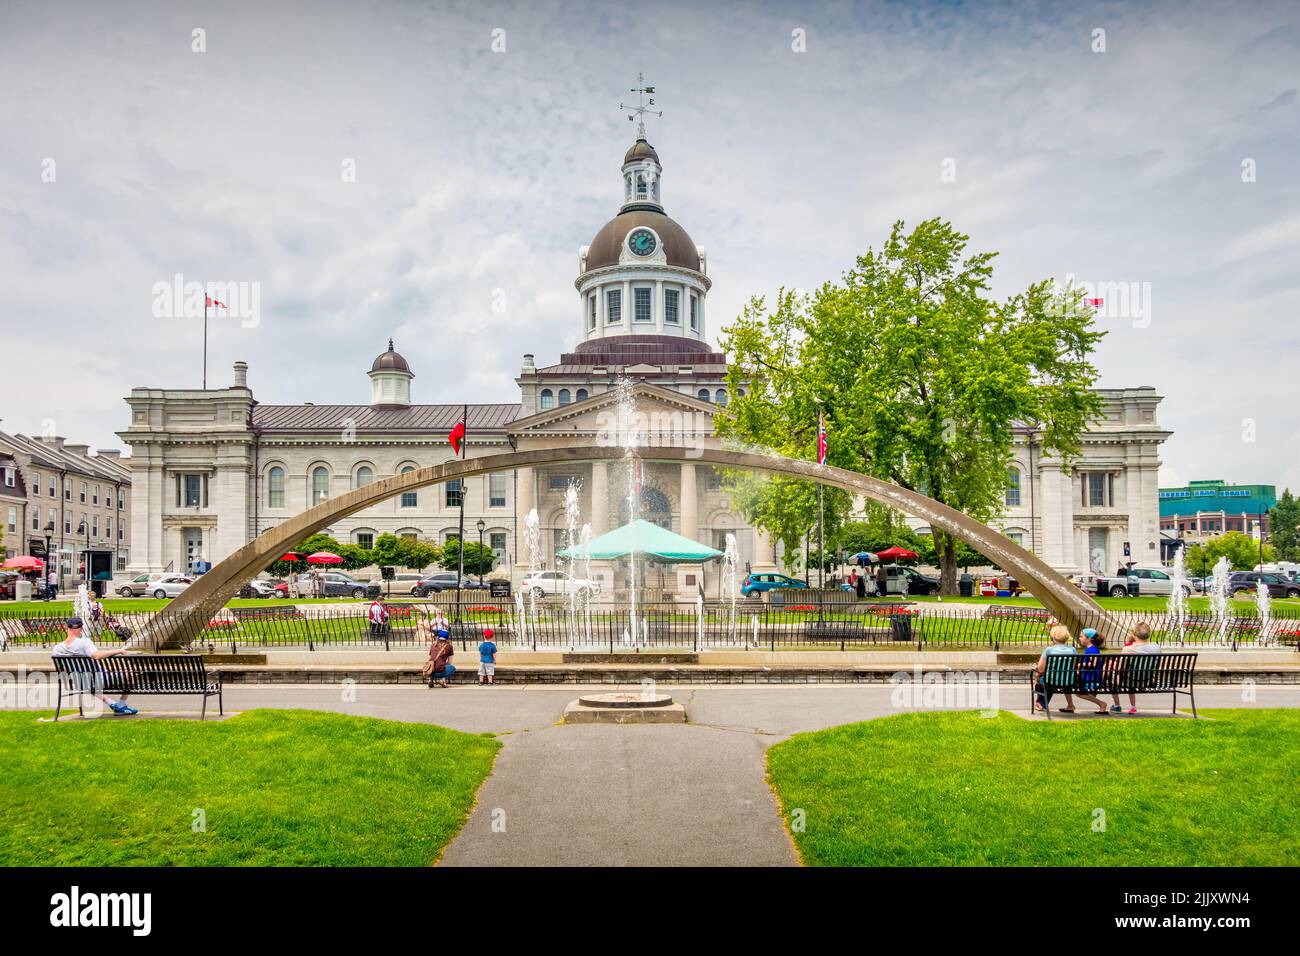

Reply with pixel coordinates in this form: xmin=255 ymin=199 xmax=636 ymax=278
xmin=1269 ymin=489 xmax=1299 ymax=562
xmin=438 ymin=538 xmax=497 ymax=576
xmin=1184 ymin=532 xmax=1274 ymax=576
xmin=718 ymin=218 xmax=1105 ymax=592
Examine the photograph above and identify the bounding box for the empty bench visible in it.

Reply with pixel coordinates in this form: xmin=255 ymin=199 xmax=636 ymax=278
xmin=52 ymin=655 xmax=224 ymax=721
xmin=1033 ymin=652 xmax=1198 ymax=720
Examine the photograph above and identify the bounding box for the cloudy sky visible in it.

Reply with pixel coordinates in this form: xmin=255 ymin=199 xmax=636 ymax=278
xmin=2 ymin=0 xmax=1298 ymax=490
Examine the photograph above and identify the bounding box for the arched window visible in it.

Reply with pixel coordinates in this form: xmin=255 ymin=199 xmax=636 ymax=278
xmin=576 ymin=388 xmax=588 ymax=401
xmin=697 ymin=388 xmax=710 ymax=402
xmin=1005 ymin=467 xmax=1022 ymax=507
xmin=311 ymin=466 xmax=330 ymax=502
xmin=355 ymin=466 xmax=373 ymax=488
xmin=267 ymin=467 xmax=285 ymax=508
xmin=400 ymin=465 xmax=417 ymax=508
xmin=540 ymin=389 xmax=554 ymax=410
xmin=558 ymin=389 xmax=571 ymax=406
xmin=715 ymin=388 xmax=728 ymax=406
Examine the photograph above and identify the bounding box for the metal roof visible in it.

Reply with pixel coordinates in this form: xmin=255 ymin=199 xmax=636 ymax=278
xmin=251 ymin=403 xmax=522 ymax=433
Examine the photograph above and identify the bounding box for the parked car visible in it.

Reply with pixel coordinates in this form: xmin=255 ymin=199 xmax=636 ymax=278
xmin=238 ymin=579 xmax=290 ymax=599
xmin=741 ymin=572 xmax=808 ymax=598
xmin=1095 ymin=566 xmax=1192 ymax=598
xmin=115 ymin=572 xmax=168 ymax=597
xmin=318 ymin=572 xmax=381 ymax=600
xmin=518 ymin=570 xmax=601 ymax=599
xmin=147 ymin=575 xmax=194 ymax=599
xmin=412 ymin=571 xmax=490 ymax=597
xmin=1227 ymin=571 xmax=1300 ymax=600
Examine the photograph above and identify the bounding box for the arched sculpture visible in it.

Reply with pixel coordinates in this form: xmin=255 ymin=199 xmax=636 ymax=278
xmin=143 ymin=446 xmax=1110 ymax=646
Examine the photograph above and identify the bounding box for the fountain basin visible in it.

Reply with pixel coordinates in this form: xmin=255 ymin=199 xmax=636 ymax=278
xmin=563 ymin=691 xmax=686 ymax=724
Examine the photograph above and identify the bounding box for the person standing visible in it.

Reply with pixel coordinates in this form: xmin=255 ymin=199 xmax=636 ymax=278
xmin=367 ymin=596 xmax=390 ymax=638
xmin=47 ymin=568 xmax=58 ymax=601
xmin=477 ymin=627 xmax=498 ymax=686
xmin=854 ymin=569 xmax=867 ymax=600
xmin=52 ymin=616 xmax=137 ymax=716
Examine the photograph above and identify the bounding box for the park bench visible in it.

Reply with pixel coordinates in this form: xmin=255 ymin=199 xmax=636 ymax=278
xmin=228 ymin=605 xmax=304 ymax=623
xmin=1032 ymin=652 xmax=1198 ymax=720
xmin=52 ymin=654 xmax=224 ymax=721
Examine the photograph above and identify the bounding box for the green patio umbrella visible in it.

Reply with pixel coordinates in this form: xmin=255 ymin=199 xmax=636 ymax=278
xmin=557 ymin=518 xmax=723 ymax=563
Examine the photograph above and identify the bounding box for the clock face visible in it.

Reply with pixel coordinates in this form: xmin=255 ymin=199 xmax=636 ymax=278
xmin=627 ymin=228 xmax=657 ymax=257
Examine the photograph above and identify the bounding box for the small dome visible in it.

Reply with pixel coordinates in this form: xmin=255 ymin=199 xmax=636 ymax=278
xmin=370 ymin=339 xmax=411 ymax=374
xmin=584 ymin=209 xmax=700 ymax=273
xmin=624 ymin=138 xmax=660 ymax=165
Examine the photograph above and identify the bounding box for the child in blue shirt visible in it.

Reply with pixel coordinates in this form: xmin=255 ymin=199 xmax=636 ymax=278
xmin=477 ymin=627 xmax=498 ymax=686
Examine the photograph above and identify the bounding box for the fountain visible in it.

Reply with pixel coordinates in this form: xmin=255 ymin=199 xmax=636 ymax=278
xmin=563 ymin=480 xmax=583 ymax=647
xmin=613 ymin=378 xmax=643 ymax=648
xmin=1208 ymin=555 xmax=1232 ymax=644
xmin=1256 ymin=579 xmax=1273 ymax=647
xmin=721 ymin=532 xmax=739 ymax=644
xmin=1166 ymin=545 xmax=1189 ymax=645
xmin=522 ymin=508 xmax=542 ymax=647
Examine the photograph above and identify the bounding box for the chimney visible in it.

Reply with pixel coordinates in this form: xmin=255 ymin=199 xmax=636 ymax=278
xmin=35 ymin=436 xmax=66 ymax=450
xmin=96 ymin=449 xmax=122 ymax=459
xmin=522 ymin=353 xmax=535 ymax=371
xmin=64 ymin=443 xmax=90 ymax=457
xmin=233 ymin=360 xmax=249 ymax=388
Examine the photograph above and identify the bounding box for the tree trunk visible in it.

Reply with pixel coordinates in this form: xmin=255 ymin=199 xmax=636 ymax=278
xmin=936 ymin=530 xmax=959 ymax=595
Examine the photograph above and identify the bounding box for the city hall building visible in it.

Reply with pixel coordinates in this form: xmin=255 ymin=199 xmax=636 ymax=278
xmin=118 ymin=133 xmax=1170 ymax=588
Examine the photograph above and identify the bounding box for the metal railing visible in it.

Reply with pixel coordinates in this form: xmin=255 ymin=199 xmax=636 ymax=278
xmin=3 ymin=598 xmax=1297 ymax=654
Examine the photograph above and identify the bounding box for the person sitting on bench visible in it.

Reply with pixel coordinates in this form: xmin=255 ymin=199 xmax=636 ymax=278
xmin=1058 ymin=628 xmax=1111 ymax=715
xmin=51 ymin=616 xmax=137 ymax=716
xmin=1108 ymin=621 xmax=1160 ymax=714
xmin=1033 ymin=625 xmax=1077 ymax=713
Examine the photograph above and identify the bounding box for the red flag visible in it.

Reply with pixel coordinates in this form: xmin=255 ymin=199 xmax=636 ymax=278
xmin=205 ymin=294 xmax=227 ymax=308
xmin=447 ymin=416 xmax=466 ymax=456
xmin=1085 ymin=297 xmax=1103 ymax=307
xmin=817 ymin=409 xmax=828 ymax=466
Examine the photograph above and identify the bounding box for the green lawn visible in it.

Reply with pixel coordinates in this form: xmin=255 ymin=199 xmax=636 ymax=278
xmin=0 ymin=709 xmax=499 ymax=865
xmin=766 ymin=709 xmax=1300 ymax=866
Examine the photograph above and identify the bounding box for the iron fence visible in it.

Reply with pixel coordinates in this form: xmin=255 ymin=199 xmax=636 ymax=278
xmin=3 ymin=598 xmax=1298 ymax=654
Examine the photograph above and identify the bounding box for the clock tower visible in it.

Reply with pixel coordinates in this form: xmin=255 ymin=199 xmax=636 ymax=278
xmin=575 ymin=133 xmax=710 ymax=345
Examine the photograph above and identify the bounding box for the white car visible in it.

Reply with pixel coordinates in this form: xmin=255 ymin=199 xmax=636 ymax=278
xmin=147 ymin=574 xmax=194 ymax=599
xmin=115 ymin=572 xmax=168 ymax=597
xmin=1098 ymin=566 xmax=1191 ymax=598
xmin=519 ymin=570 xmax=601 ymax=598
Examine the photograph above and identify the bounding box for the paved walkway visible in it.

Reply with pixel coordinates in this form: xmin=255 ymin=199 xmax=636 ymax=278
xmin=30 ymin=683 xmax=1300 ymax=866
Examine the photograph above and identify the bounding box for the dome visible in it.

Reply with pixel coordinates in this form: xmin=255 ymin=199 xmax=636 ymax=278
xmin=584 ymin=209 xmax=700 ymax=273
xmin=623 ymin=137 xmax=660 ymax=165
xmin=369 ymin=339 xmax=411 ymax=374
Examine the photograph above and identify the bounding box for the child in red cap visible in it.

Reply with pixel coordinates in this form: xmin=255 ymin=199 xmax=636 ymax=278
xmin=477 ymin=627 xmax=498 ymax=686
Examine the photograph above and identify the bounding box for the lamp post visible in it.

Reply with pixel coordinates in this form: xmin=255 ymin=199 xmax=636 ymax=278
xmin=476 ymin=518 xmax=486 ymax=587
xmin=43 ymin=521 xmax=54 ymax=601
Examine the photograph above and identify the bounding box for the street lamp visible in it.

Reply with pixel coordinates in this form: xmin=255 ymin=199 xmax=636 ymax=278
xmin=43 ymin=521 xmax=54 ymax=601
xmin=476 ymin=518 xmax=486 ymax=587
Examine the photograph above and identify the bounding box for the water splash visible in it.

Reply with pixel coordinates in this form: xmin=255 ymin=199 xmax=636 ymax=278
xmin=721 ymin=532 xmax=739 ymax=642
xmin=1166 ymin=545 xmax=1188 ymax=645
xmin=523 ymin=508 xmax=541 ymax=639
xmin=563 ymin=480 xmax=583 ymax=647
xmin=1209 ymin=556 xmax=1232 ymax=644
xmin=1256 ymin=579 xmax=1273 ymax=646
xmin=615 ymin=377 xmax=641 ymax=648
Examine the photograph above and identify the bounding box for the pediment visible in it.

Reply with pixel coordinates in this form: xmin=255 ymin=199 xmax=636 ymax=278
xmin=510 ymin=381 xmax=717 ymax=441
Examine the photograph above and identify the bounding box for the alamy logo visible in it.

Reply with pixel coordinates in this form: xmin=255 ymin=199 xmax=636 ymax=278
xmin=49 ymin=886 xmax=151 ymax=936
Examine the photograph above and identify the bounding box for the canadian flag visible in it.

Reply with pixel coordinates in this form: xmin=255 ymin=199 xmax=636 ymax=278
xmin=447 ymin=416 xmax=466 ymax=456
xmin=817 ymin=409 xmax=828 ymax=466
xmin=1085 ymin=297 xmax=1104 ymax=308
xmin=205 ymin=294 xmax=227 ymax=308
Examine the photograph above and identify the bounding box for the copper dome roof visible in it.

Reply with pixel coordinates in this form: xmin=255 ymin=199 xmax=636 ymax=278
xmin=623 ymin=138 xmax=660 ymax=164
xmin=584 ymin=209 xmax=701 ymax=273
xmin=369 ymin=340 xmax=412 ymax=374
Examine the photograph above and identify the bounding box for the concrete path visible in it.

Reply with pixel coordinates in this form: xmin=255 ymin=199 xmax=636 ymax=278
xmin=20 ymin=683 xmax=1300 ymax=866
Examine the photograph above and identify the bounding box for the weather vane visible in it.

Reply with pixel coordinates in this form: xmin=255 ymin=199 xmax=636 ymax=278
xmin=620 ymin=72 xmax=661 ymax=139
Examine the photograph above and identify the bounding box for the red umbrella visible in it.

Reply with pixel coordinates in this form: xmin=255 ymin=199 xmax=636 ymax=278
xmin=279 ymin=551 xmax=304 ymax=563
xmin=306 ymin=551 xmax=343 ymax=565
xmin=875 ymin=546 xmax=919 ymax=561
xmin=1 ymin=555 xmax=44 ymax=571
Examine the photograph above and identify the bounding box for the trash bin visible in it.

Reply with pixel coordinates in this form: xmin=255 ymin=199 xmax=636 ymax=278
xmin=890 ymin=615 xmax=914 ymax=641
xmin=15 ymin=579 xmax=33 ymax=601
xmin=959 ymin=574 xmax=974 ymax=598
xmin=1126 ymin=578 xmax=1140 ymax=597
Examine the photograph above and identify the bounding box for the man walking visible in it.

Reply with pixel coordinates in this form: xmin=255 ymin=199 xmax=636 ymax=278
xmin=52 ymin=616 xmax=137 ymax=716
xmin=367 ymin=596 xmax=390 ymax=638
xmin=46 ymin=568 xmax=58 ymax=601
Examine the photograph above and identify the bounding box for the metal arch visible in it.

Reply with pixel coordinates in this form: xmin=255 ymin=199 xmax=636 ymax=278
xmin=142 ymin=445 xmax=1109 ymax=646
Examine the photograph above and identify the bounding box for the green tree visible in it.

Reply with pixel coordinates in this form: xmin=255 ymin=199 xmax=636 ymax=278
xmin=1270 ymin=489 xmax=1300 ymax=562
xmin=1186 ymin=532 xmax=1274 ymax=575
xmin=372 ymin=533 xmax=440 ymax=571
xmin=718 ymin=219 xmax=1104 ymax=593
xmin=438 ymin=538 xmax=496 ymax=577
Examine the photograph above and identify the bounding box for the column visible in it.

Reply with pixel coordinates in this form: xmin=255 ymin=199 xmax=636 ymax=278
xmin=514 ymin=466 xmax=534 ymax=571
xmin=654 ymin=278 xmax=665 ymax=333
xmin=589 ymin=462 xmax=608 ymax=536
xmin=753 ymin=527 xmax=777 ymax=571
xmin=679 ymin=463 xmax=697 ymax=540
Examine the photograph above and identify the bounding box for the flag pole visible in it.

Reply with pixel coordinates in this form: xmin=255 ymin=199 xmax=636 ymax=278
xmin=455 ymin=403 xmax=467 ymax=628
xmin=202 ymin=292 xmax=208 ymax=390
xmin=817 ymin=404 xmax=825 ymax=621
